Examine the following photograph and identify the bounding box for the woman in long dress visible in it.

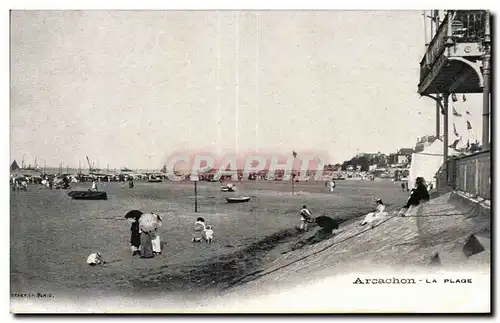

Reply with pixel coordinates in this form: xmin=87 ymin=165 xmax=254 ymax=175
xmin=192 ymin=217 xmax=206 ymax=242
xmin=151 ymin=214 xmax=162 ymax=255
xmin=140 ymin=230 xmax=154 ymax=258
xmin=130 ymin=217 xmax=141 ymax=256
xmin=404 ymin=177 xmax=430 ymax=208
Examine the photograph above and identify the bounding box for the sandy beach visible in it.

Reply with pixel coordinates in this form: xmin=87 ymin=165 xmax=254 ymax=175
xmin=10 ymin=179 xmax=409 ymax=300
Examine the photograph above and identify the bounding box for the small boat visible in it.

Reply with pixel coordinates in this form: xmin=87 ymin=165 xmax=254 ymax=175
xmin=220 ymin=183 xmax=236 ymax=192
xmin=226 ymin=196 xmax=251 ymax=203
xmin=68 ymin=190 xmax=108 ymax=200
xmin=147 ymin=178 xmax=162 ymax=183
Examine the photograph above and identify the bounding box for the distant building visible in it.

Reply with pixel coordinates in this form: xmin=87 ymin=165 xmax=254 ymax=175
xmin=387 ymin=153 xmax=398 ymax=165
xmin=396 ymin=148 xmax=414 ymax=165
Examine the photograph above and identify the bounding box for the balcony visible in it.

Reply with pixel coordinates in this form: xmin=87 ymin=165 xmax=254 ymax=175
xmin=418 ymin=10 xmax=488 ymax=95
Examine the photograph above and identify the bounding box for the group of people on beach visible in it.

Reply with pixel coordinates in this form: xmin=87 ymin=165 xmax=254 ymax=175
xmin=129 ymin=213 xmax=163 ymax=258
xmin=127 ymin=214 xmax=215 ymax=259
xmin=299 ymin=176 xmax=431 ymax=231
xmin=191 ymin=217 xmax=214 ymax=243
xmin=11 ymin=176 xmax=28 ymax=191
xmin=86 ymin=176 xmax=431 ymax=266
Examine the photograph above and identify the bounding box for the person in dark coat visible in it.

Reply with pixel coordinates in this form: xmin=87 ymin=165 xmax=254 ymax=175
xmin=402 ymin=177 xmax=430 ymax=212
xmin=130 ymin=217 xmax=141 ymax=256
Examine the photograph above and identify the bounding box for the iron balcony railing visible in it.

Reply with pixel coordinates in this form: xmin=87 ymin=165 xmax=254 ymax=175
xmin=419 ymin=10 xmax=487 ymax=83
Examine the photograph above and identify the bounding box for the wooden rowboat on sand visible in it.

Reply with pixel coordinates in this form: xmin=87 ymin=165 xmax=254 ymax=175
xmin=147 ymin=178 xmax=162 ymax=183
xmin=68 ymin=190 xmax=108 ymax=200
xmin=226 ymin=196 xmax=251 ymax=203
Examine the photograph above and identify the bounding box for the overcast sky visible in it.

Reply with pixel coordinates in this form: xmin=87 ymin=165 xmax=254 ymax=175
xmin=10 ymin=10 xmax=483 ymax=169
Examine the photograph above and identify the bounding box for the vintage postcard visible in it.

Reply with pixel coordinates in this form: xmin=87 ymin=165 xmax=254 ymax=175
xmin=9 ymin=9 xmax=491 ymax=314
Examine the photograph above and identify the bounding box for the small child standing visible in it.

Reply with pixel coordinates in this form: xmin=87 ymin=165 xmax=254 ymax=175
xmin=299 ymin=205 xmax=312 ymax=232
xmin=204 ymin=225 xmax=214 ymax=243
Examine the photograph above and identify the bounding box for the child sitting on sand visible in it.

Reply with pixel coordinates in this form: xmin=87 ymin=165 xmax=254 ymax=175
xmin=360 ymin=199 xmax=389 ymax=228
xmin=86 ymin=252 xmax=103 ymax=266
xmin=204 ymin=225 xmax=214 ymax=243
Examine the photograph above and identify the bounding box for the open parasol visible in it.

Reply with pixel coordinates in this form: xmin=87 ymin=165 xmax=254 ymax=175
xmin=124 ymin=210 xmax=143 ymax=219
xmin=139 ymin=213 xmax=162 ymax=233
xmin=154 ymin=213 xmax=163 ymax=228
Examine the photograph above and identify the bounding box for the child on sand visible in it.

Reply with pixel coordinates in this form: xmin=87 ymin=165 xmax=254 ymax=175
xmin=375 ymin=198 xmax=386 ymax=213
xmin=299 ymin=205 xmax=312 ymax=232
xmin=86 ymin=252 xmax=103 ymax=266
xmin=204 ymin=225 xmax=214 ymax=243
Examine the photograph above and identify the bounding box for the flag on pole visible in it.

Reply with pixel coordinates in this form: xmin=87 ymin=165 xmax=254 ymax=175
xmin=466 ymin=139 xmax=470 ymax=149
xmin=463 ymin=94 xmax=467 ymax=102
xmin=449 ymin=139 xmax=460 ymax=149
xmin=453 ymin=123 xmax=459 ymax=137
xmin=292 ymin=151 xmax=297 ymax=158
xmin=466 ymin=110 xmax=471 ymax=115
xmin=452 ymin=107 xmax=462 ymax=117
xmin=452 ymin=93 xmax=458 ymax=102
xmin=467 ymin=121 xmax=472 ymax=130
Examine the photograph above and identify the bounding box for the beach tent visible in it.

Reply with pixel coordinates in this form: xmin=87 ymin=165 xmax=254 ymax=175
xmin=10 ymin=160 xmax=20 ymax=172
xmin=408 ymin=139 xmax=459 ymax=190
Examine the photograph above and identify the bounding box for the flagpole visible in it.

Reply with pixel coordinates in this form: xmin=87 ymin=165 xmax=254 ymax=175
xmin=192 ymin=173 xmax=199 ymax=213
xmin=291 ymin=150 xmax=297 ymax=195
xmin=195 ymin=180 xmax=198 ymax=213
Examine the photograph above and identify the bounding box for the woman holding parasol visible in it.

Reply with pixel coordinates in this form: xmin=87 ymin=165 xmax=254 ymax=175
xmin=125 ymin=210 xmax=143 ymax=256
xmin=138 ymin=213 xmax=163 ymax=258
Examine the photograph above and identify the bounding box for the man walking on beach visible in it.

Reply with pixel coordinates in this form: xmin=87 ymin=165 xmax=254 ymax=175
xmin=300 ymin=205 xmax=312 ymax=232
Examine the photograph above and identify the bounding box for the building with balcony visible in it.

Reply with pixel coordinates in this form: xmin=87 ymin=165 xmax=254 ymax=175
xmin=419 ymin=11 xmax=489 ymax=95
xmin=418 ymin=10 xmax=491 ymax=201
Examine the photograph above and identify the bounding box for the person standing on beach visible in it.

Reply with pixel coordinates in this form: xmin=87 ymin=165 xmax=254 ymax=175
xmin=299 ymin=205 xmax=312 ymax=232
xmin=151 ymin=214 xmax=162 ymax=255
xmin=140 ymin=230 xmax=154 ymax=258
xmin=130 ymin=216 xmax=141 ymax=256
